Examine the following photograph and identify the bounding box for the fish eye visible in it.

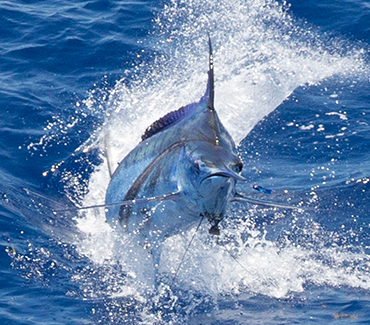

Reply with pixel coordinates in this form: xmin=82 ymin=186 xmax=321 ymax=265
xmin=194 ymin=159 xmax=207 ymax=172
xmin=232 ymin=161 xmax=243 ymax=173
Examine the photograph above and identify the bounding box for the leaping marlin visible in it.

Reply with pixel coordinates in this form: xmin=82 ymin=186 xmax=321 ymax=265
xmin=104 ymin=38 xmax=299 ymax=249
xmin=105 ymin=39 xmax=243 ymax=239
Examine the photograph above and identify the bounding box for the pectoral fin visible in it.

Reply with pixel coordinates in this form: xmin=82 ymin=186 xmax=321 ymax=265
xmin=104 ymin=132 xmax=114 ymax=178
xmin=55 ymin=192 xmax=181 ymax=213
xmin=231 ymin=192 xmax=307 ymax=211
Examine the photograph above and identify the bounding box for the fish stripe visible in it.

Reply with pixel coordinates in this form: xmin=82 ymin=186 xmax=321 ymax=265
xmin=119 ymin=140 xmax=185 ymax=225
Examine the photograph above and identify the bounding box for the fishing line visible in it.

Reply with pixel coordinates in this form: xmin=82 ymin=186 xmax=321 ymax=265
xmin=172 ymin=214 xmax=205 ymax=285
xmin=22 ymin=188 xmax=67 ymax=209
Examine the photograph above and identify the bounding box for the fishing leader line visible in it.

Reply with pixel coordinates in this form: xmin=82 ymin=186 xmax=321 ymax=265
xmin=171 ymin=214 xmax=205 ymax=285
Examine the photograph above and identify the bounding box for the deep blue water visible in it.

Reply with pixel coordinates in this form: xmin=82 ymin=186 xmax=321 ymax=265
xmin=1 ymin=0 xmax=370 ymax=324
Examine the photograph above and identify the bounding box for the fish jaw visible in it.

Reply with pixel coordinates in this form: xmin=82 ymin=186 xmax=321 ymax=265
xmin=197 ymin=174 xmax=237 ymax=234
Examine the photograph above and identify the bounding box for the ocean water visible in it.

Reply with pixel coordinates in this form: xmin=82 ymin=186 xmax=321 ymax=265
xmin=1 ymin=0 xmax=370 ymax=324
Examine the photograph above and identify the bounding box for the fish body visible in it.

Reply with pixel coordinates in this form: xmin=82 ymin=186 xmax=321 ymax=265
xmin=105 ymin=39 xmax=244 ymax=246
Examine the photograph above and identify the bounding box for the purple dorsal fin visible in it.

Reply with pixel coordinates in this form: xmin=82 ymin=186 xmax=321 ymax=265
xmin=141 ymin=103 xmax=196 ymax=141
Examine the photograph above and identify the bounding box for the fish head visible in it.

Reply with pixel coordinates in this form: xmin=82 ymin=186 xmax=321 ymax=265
xmin=179 ymin=142 xmax=244 ymax=234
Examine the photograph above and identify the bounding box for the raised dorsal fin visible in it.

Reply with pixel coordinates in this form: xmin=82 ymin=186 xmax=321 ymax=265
xmin=141 ymin=104 xmax=196 ymax=141
xmin=141 ymin=37 xmax=215 ymax=142
xmin=207 ymin=36 xmax=214 ymax=111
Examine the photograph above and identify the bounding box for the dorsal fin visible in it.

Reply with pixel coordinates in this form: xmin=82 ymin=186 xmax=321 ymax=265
xmin=141 ymin=103 xmax=196 ymax=141
xmin=206 ymin=36 xmax=220 ymax=146
xmin=207 ymin=36 xmax=214 ymax=111
xmin=141 ymin=37 xmax=215 ymax=142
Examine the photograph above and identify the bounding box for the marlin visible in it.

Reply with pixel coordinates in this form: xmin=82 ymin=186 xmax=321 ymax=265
xmin=105 ymin=38 xmax=243 ymax=240
xmin=104 ymin=38 xmax=299 ymax=263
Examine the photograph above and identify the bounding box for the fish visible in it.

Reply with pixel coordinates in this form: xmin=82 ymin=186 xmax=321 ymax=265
xmin=105 ymin=38 xmax=245 ymax=242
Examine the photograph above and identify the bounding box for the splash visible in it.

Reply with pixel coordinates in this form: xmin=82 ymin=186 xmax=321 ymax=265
xmin=69 ymin=0 xmax=369 ymax=322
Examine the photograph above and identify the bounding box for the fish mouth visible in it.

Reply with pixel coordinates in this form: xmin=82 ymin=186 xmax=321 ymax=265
xmin=199 ymin=170 xmax=244 ymax=236
xmin=201 ymin=170 xmax=246 ymax=184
